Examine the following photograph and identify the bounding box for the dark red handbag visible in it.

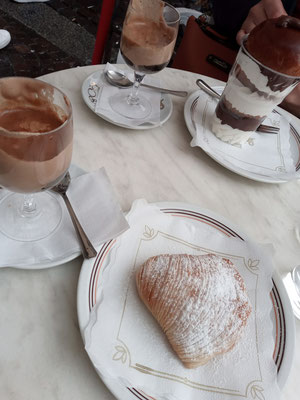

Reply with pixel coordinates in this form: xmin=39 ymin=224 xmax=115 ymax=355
xmin=172 ymin=16 xmax=239 ymax=82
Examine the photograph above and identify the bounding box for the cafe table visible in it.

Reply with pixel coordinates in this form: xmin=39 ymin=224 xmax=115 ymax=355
xmin=0 ymin=65 xmax=299 ymax=400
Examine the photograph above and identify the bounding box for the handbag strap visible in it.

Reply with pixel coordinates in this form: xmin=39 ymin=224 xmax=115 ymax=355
xmin=195 ymin=17 xmax=239 ymax=51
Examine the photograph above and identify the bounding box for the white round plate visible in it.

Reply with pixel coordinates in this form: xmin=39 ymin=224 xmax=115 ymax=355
xmin=81 ymin=70 xmax=173 ymax=130
xmin=77 ymin=201 xmax=295 ymax=399
xmin=184 ymin=89 xmax=300 ymax=184
xmin=0 ymin=164 xmax=85 ymax=270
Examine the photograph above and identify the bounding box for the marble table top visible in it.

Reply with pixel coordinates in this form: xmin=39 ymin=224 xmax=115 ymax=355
xmin=0 ymin=65 xmax=299 ymax=400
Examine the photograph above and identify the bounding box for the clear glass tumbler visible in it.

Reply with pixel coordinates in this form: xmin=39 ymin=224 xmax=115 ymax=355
xmin=0 ymin=77 xmax=73 ymax=241
xmin=110 ymin=0 xmax=179 ymax=119
xmin=211 ymin=40 xmax=300 ymax=145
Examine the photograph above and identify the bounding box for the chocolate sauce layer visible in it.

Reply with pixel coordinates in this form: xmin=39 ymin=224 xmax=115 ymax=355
xmin=276 ymin=15 xmax=300 ymax=30
xmin=215 ymin=99 xmax=264 ymax=132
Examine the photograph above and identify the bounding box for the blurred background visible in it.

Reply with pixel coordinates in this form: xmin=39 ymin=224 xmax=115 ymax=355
xmin=0 ymin=0 xmax=207 ymax=78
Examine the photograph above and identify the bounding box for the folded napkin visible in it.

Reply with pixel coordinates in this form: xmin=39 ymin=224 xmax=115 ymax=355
xmin=191 ymin=92 xmax=299 ymax=180
xmin=0 ymin=166 xmax=129 ymax=268
xmin=84 ymin=199 xmax=280 ymax=400
xmin=94 ymin=63 xmax=161 ymax=127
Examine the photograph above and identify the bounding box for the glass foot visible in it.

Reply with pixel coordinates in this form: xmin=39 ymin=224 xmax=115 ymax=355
xmin=109 ymin=92 xmax=152 ymax=119
xmin=0 ymin=192 xmax=62 ymax=242
xmin=283 ymin=265 xmax=300 ymax=320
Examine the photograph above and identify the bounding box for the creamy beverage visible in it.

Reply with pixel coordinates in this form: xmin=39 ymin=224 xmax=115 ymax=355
xmin=0 ymin=77 xmax=73 ymax=193
xmin=110 ymin=0 xmax=179 ymax=120
xmin=120 ymin=0 xmax=177 ymax=73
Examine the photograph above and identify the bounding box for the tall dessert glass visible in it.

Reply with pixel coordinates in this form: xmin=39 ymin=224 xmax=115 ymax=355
xmin=0 ymin=77 xmax=73 ymax=241
xmin=211 ymin=41 xmax=300 ymax=145
xmin=110 ymin=0 xmax=179 ymax=119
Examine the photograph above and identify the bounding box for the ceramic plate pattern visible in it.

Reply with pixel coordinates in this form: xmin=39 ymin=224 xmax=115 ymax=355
xmin=184 ymin=89 xmax=300 ymax=184
xmin=77 ymin=202 xmax=295 ymax=400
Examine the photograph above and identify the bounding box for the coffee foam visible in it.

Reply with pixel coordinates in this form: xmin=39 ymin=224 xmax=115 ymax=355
xmin=121 ymin=0 xmax=177 ymax=67
xmin=131 ymin=0 xmax=164 ymax=22
xmin=0 ymin=77 xmax=73 ymax=192
xmin=0 ymin=106 xmax=67 ymax=136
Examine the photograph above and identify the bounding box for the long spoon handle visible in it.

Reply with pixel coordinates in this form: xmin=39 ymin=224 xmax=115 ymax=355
xmin=140 ymin=82 xmax=188 ymax=97
xmin=196 ymin=79 xmax=221 ymax=99
xmin=62 ymin=193 xmax=97 ymax=259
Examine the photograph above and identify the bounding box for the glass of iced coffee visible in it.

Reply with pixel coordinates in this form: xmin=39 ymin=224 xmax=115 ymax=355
xmin=110 ymin=0 xmax=179 ymax=119
xmin=0 ymin=77 xmax=73 ymax=241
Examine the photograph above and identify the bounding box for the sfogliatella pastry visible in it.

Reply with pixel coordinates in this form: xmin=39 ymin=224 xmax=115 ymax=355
xmin=136 ymin=253 xmax=252 ymax=368
xmin=211 ymin=16 xmax=300 ymax=145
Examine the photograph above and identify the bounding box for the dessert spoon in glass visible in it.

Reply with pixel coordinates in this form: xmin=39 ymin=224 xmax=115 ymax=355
xmin=105 ymin=69 xmax=188 ymax=97
xmin=51 ymin=172 xmax=97 ymax=259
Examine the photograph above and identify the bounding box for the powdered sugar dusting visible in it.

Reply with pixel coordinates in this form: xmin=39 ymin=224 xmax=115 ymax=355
xmin=136 ymin=254 xmax=252 ymax=368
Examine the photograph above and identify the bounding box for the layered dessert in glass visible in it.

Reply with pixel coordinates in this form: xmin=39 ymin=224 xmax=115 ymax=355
xmin=211 ymin=16 xmax=300 ymax=145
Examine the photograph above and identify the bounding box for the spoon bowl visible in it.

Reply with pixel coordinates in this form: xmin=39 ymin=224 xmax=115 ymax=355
xmin=105 ymin=70 xmax=133 ymax=88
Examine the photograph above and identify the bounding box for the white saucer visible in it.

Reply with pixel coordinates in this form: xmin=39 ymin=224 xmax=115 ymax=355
xmin=0 ymin=164 xmax=85 ymax=270
xmin=184 ymin=89 xmax=300 ymax=184
xmin=81 ymin=70 xmax=173 ymax=130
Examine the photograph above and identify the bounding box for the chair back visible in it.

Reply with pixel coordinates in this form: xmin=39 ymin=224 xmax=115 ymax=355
xmin=92 ymin=0 xmax=116 ymax=65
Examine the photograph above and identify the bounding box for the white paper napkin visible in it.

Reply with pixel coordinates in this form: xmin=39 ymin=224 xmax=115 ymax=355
xmin=84 ymin=199 xmax=281 ymax=400
xmin=191 ymin=92 xmax=298 ymax=180
xmin=0 ymin=167 xmax=129 ymax=268
xmin=95 ymin=63 xmax=161 ymax=127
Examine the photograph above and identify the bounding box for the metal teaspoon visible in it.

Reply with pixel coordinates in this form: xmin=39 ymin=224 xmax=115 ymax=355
xmin=51 ymin=172 xmax=97 ymax=259
xmin=105 ymin=69 xmax=188 ymax=97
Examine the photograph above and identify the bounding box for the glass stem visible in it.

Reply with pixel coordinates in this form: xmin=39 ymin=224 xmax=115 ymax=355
xmin=20 ymin=194 xmax=38 ymax=218
xmin=127 ymin=71 xmax=145 ymax=106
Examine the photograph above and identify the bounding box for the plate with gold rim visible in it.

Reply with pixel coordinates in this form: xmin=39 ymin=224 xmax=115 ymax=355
xmin=77 ymin=201 xmax=295 ymax=400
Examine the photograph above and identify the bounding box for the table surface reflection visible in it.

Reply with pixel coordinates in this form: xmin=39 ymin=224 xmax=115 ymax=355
xmin=0 ymin=65 xmax=299 ymax=400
